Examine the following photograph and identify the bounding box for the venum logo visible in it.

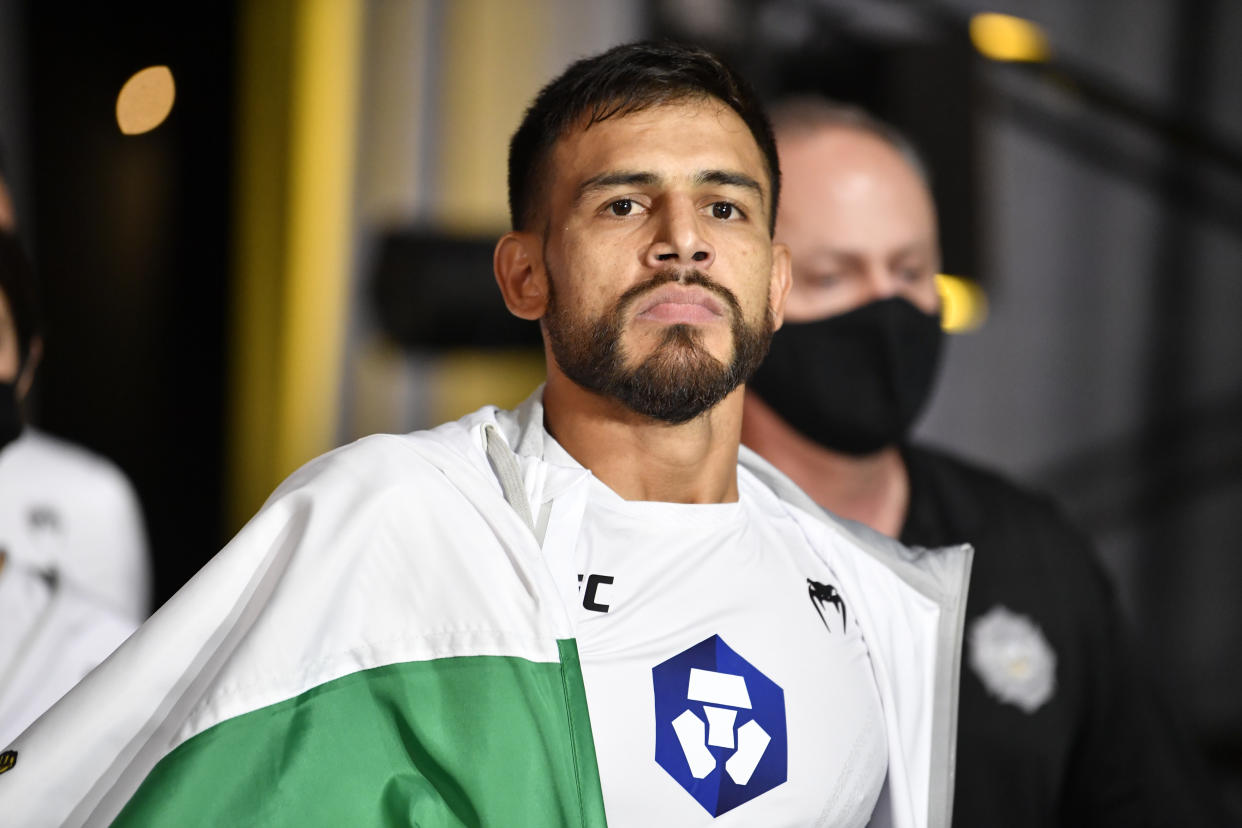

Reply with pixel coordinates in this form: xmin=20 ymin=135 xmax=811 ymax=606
xmin=652 ymin=635 xmax=787 ymax=816
xmin=807 ymin=579 xmax=847 ymax=632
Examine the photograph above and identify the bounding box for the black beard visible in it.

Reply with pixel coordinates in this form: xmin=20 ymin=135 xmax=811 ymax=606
xmin=543 ymin=268 xmax=774 ymax=424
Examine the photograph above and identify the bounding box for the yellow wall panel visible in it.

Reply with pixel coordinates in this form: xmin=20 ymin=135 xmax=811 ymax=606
xmin=438 ymin=0 xmax=546 ymax=233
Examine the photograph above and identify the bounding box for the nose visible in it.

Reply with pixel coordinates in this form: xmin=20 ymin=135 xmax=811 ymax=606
xmin=643 ymin=199 xmax=715 ymax=270
xmin=862 ymin=266 xmax=899 ymax=301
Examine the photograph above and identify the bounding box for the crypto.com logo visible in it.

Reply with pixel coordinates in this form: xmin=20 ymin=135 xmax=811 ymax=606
xmin=652 ymin=635 xmax=787 ymax=816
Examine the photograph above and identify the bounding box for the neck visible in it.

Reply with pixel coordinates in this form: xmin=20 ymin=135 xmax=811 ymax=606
xmin=740 ymin=392 xmax=909 ymax=537
xmin=542 ymin=370 xmax=742 ymax=503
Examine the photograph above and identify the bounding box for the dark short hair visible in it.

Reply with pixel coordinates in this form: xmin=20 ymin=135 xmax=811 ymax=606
xmin=0 ymin=230 xmax=41 ymax=364
xmin=507 ymin=41 xmax=781 ymax=235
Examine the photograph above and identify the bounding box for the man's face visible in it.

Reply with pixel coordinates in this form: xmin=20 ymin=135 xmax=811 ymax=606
xmin=538 ymin=99 xmax=788 ymax=423
xmin=775 ymin=127 xmax=940 ymax=323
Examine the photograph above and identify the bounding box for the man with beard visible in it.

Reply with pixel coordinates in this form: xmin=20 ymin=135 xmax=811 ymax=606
xmin=742 ymin=97 xmax=1227 ymax=828
xmin=2 ymin=44 xmax=969 ymax=828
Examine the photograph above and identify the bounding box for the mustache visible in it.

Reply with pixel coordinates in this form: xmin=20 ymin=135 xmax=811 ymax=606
xmin=616 ymin=269 xmax=744 ymax=319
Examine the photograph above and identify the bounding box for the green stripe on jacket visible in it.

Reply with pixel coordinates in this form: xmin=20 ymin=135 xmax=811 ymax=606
xmin=114 ymin=641 xmax=606 ymax=827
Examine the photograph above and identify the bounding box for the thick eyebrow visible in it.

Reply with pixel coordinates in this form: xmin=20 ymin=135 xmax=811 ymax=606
xmin=802 ymin=240 xmax=938 ymax=268
xmin=573 ymin=171 xmax=661 ymax=207
xmin=572 ymin=168 xmax=766 ymax=208
xmin=695 ymin=169 xmax=765 ymax=206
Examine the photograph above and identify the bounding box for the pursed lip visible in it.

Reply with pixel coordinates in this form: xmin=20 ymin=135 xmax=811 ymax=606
xmin=632 ymin=284 xmax=726 ymax=323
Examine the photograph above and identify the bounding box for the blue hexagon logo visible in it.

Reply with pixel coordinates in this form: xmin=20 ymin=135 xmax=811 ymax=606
xmin=652 ymin=635 xmax=787 ymax=816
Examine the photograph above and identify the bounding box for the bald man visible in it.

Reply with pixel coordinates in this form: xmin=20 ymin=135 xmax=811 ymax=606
xmin=742 ymin=98 xmax=1226 ymax=828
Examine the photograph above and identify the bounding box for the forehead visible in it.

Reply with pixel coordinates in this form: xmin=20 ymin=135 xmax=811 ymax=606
xmin=549 ymin=99 xmax=770 ymax=199
xmin=776 ymin=127 xmax=935 ymax=250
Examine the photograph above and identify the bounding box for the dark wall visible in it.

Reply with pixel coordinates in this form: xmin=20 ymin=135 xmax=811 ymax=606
xmin=23 ymin=3 xmax=235 ymax=609
xmin=649 ymin=0 xmax=980 ymax=282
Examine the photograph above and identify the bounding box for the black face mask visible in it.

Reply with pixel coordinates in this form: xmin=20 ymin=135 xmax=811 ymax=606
xmin=0 ymin=380 xmax=22 ymax=452
xmin=748 ymin=297 xmax=944 ymax=455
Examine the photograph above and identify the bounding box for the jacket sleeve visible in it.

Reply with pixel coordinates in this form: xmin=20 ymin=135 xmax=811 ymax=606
xmin=0 ymin=451 xmax=337 ymax=827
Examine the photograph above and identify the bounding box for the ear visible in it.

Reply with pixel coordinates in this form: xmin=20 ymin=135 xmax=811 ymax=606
xmin=15 ymin=336 xmax=41 ymax=401
xmin=767 ymin=242 xmax=793 ymax=331
xmin=494 ymin=232 xmax=548 ymax=321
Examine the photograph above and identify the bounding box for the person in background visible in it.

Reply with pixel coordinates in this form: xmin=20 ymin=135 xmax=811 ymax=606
xmin=1 ymin=43 xmax=970 ymax=827
xmin=741 ymin=95 xmax=1228 ymax=828
xmin=0 ymin=157 xmax=150 ymax=624
xmin=0 ymin=229 xmax=137 ymax=746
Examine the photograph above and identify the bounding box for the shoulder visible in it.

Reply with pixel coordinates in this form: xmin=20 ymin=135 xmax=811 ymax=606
xmin=4 ymin=429 xmax=138 ymax=492
xmin=0 ymin=430 xmax=144 ymax=523
xmin=905 ymin=443 xmax=1082 ymax=536
xmin=258 ymin=411 xmax=506 ymax=520
xmin=905 ymin=444 xmax=1116 ymax=605
xmin=739 ymin=446 xmax=972 ymax=603
xmin=905 ymin=443 xmax=1046 ymax=503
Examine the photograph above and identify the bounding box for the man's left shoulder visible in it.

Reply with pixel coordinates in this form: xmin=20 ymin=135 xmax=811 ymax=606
xmin=907 ymin=443 xmax=1083 ymax=538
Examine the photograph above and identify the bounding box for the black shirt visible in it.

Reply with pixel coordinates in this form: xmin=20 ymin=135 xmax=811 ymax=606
xmin=900 ymin=444 xmax=1229 ymax=828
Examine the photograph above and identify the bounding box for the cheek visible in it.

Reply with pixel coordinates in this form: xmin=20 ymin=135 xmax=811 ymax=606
xmin=911 ymin=281 xmax=942 ymax=315
xmin=732 ymin=242 xmax=778 ymax=314
xmin=783 ymin=284 xmax=858 ymax=323
xmin=0 ymin=345 xmax=18 ymax=383
xmin=555 ymin=231 xmax=646 ymax=310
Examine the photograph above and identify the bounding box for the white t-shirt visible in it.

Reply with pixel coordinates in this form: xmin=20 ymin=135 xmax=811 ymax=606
xmin=546 ymin=440 xmax=887 ymax=827
xmin=0 ymin=429 xmax=150 ymax=622
xmin=0 ymin=554 xmax=136 ymax=747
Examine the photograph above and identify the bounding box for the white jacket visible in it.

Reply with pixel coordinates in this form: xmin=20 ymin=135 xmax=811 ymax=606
xmin=0 ymin=391 xmax=970 ymax=827
xmin=0 ymin=428 xmax=150 ymax=622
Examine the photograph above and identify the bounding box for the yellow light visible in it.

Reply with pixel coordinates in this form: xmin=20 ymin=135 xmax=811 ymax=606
xmin=116 ymin=65 xmax=176 ymax=135
xmin=936 ymin=273 xmax=988 ymax=333
xmin=969 ymin=13 xmax=1050 ymax=62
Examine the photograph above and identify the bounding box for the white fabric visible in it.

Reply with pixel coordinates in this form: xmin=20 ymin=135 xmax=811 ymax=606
xmin=0 ymin=429 xmax=150 ymax=622
xmin=0 ymin=393 xmax=969 ymax=828
xmin=556 ymin=446 xmax=888 ymax=827
xmin=0 ymin=556 xmax=136 ymax=747
xmin=515 ymin=396 xmax=968 ymax=828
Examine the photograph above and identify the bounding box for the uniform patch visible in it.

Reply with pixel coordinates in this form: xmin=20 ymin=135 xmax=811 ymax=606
xmin=652 ymin=635 xmax=787 ymax=816
xmin=968 ymin=605 xmax=1056 ymax=713
xmin=28 ymin=506 xmax=62 ymax=533
xmin=807 ymin=579 xmax=847 ymax=632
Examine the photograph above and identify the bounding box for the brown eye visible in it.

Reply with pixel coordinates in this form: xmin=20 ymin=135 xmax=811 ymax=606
xmin=711 ymin=202 xmax=737 ymax=220
xmin=609 ymin=199 xmax=633 ymax=216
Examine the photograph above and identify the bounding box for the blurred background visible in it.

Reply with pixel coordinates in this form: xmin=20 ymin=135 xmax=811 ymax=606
xmin=1 ymin=0 xmax=1239 ymax=815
